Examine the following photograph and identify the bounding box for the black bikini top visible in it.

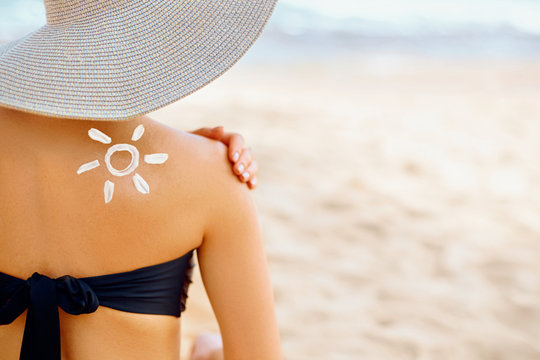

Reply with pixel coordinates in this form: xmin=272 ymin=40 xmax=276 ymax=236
xmin=0 ymin=250 xmax=195 ymax=360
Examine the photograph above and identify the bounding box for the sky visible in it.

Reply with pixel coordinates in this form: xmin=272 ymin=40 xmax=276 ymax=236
xmin=1 ymin=0 xmax=540 ymax=59
xmin=279 ymin=0 xmax=540 ymax=35
xmin=3 ymin=0 xmax=540 ymax=36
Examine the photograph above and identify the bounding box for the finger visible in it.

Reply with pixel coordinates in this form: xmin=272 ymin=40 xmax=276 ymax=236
xmin=211 ymin=126 xmax=225 ymax=139
xmin=247 ymin=176 xmax=258 ymax=190
xmin=190 ymin=127 xmax=212 ymax=136
xmin=221 ymin=132 xmax=245 ymax=163
xmin=206 ymin=126 xmax=225 ymax=140
xmin=191 ymin=126 xmax=224 ymax=140
xmin=239 ymin=159 xmax=258 ymax=183
xmin=233 ymin=148 xmax=252 ymax=175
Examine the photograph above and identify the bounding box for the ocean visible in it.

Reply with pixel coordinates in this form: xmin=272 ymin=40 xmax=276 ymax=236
xmin=1 ymin=0 xmax=540 ymax=59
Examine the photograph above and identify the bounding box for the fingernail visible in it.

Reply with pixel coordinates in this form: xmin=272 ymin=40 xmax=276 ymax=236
xmin=249 ymin=177 xmax=257 ymax=186
xmin=233 ymin=152 xmax=239 ymax=162
xmin=237 ymin=163 xmax=244 ymax=173
xmin=242 ymin=171 xmax=249 ymax=181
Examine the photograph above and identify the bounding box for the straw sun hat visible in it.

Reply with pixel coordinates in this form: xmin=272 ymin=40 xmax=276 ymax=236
xmin=0 ymin=0 xmax=277 ymax=120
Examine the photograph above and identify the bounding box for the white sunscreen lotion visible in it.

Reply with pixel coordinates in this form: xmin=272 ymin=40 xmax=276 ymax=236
xmin=77 ymin=124 xmax=168 ymax=203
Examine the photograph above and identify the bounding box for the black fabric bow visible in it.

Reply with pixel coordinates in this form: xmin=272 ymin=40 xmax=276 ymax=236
xmin=0 ymin=250 xmax=194 ymax=360
xmin=0 ymin=272 xmax=99 ymax=360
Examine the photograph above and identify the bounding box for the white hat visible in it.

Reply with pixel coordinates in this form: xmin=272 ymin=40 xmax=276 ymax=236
xmin=0 ymin=0 xmax=277 ymax=120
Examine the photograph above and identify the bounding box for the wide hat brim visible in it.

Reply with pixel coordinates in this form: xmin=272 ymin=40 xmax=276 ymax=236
xmin=0 ymin=0 xmax=277 ymax=120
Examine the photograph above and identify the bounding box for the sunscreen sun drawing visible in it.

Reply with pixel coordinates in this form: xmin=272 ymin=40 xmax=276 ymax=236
xmin=76 ymin=124 xmax=168 ymax=204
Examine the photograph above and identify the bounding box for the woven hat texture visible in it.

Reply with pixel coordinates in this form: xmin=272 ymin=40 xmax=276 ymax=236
xmin=0 ymin=0 xmax=277 ymax=120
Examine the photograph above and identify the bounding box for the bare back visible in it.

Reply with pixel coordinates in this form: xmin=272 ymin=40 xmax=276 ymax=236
xmin=0 ymin=106 xmax=282 ymax=360
xmin=0 ymin=107 xmax=225 ymax=359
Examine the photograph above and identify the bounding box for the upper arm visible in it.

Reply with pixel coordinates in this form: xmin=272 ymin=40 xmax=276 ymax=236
xmin=197 ymin=142 xmax=282 ymax=360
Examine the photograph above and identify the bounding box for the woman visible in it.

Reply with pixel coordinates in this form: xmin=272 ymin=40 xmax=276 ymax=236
xmin=0 ymin=0 xmax=282 ymax=359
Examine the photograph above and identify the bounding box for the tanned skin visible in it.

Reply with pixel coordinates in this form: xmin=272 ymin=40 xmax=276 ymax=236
xmin=0 ymin=106 xmax=282 ymax=360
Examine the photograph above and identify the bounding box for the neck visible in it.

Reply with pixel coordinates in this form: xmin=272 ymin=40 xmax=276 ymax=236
xmin=0 ymin=105 xmax=148 ymax=150
xmin=0 ymin=105 xmax=145 ymax=124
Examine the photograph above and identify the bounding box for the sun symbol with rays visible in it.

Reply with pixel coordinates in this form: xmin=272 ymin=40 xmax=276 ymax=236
xmin=76 ymin=124 xmax=168 ymax=204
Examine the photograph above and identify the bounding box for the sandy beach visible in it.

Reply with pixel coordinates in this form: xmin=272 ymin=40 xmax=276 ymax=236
xmin=150 ymin=54 xmax=540 ymax=360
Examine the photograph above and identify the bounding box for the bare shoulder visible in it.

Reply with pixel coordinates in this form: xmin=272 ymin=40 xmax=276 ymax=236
xmin=146 ymin=118 xmax=234 ymax=183
xmin=143 ymin=116 xmax=251 ymax=215
xmin=166 ymin=122 xmax=282 ymax=359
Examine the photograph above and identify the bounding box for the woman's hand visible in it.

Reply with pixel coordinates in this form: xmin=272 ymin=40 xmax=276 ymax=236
xmin=190 ymin=126 xmax=258 ymax=190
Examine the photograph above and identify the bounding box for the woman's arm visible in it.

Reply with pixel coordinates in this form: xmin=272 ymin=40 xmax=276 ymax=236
xmin=197 ymin=142 xmax=282 ymax=360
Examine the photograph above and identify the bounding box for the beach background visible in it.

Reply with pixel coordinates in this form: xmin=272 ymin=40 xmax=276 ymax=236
xmin=2 ymin=1 xmax=540 ymax=359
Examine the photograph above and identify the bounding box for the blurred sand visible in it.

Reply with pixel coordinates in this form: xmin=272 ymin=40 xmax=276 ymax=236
xmin=150 ymin=54 xmax=540 ymax=360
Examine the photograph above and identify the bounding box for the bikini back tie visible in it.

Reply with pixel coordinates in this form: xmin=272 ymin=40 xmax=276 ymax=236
xmin=0 ymin=250 xmax=194 ymax=360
